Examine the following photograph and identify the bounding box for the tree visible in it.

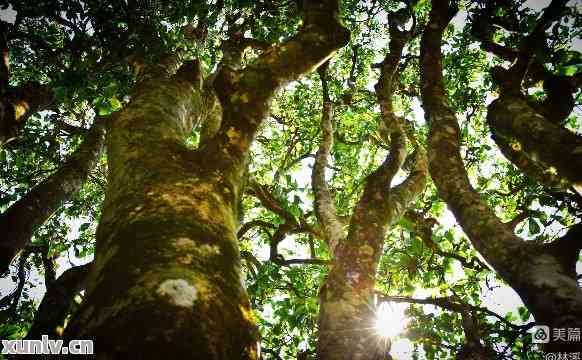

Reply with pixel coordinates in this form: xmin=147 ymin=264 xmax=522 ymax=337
xmin=422 ymin=0 xmax=582 ymax=352
xmin=314 ymin=4 xmax=427 ymax=357
xmin=1 ymin=0 xmax=581 ymax=359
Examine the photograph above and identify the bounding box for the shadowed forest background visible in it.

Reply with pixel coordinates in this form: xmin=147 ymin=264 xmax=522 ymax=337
xmin=0 ymin=0 xmax=581 ymax=358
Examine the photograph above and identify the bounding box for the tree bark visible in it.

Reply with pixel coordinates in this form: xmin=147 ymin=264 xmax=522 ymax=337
xmin=65 ymin=61 xmax=263 ymax=359
xmin=422 ymin=0 xmax=582 ymax=352
xmin=312 ymin=63 xmax=347 ymax=255
xmin=456 ymin=311 xmax=496 ymax=360
xmin=0 ymin=120 xmax=105 ymax=274
xmin=65 ymin=1 xmax=349 ymax=358
xmin=317 ymin=153 xmax=427 ymax=359
xmin=487 ymin=93 xmax=582 ymax=192
xmin=0 ymin=21 xmax=54 ymax=145
xmin=472 ymin=0 xmax=580 ymax=192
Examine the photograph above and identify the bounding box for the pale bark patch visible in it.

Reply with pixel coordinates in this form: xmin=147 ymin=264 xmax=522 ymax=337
xmin=346 ymin=271 xmax=360 ymax=285
xmin=226 ymin=127 xmax=241 ymax=144
xmin=174 ymin=237 xmax=196 ymax=249
xmin=239 ymin=304 xmax=257 ymax=325
xmin=157 ymin=279 xmax=198 ymax=307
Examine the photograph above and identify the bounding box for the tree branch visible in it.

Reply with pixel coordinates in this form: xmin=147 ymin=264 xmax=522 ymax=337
xmin=345 ymin=7 xmax=425 ymax=256
xmin=26 ymin=262 xmax=92 ymax=339
xmin=376 ymin=293 xmax=535 ymax=332
xmin=404 ymin=211 xmax=489 ymax=272
xmin=0 ymin=119 xmax=106 ymax=274
xmin=312 ymin=63 xmax=347 ymax=254
xmin=237 ymin=219 xmax=277 ymax=240
xmin=505 ymin=0 xmax=569 ymax=89
xmin=487 ymin=91 xmax=582 ymax=194
xmin=207 ymin=0 xmax=350 ymax=164
xmin=422 ymin=0 xmax=527 ymax=280
xmin=0 ymin=82 xmax=54 ymax=144
xmin=545 ymin=222 xmax=582 ymax=279
xmin=0 ymin=248 xmax=32 ymax=317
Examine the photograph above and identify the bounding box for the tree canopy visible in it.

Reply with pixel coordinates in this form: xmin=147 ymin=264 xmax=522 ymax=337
xmin=0 ymin=0 xmax=581 ymax=359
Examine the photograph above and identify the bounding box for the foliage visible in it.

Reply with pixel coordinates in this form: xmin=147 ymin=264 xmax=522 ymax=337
xmin=0 ymin=0 xmax=581 ymax=358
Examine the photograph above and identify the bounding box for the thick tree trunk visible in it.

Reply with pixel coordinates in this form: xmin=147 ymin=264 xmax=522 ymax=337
xmin=317 ymin=266 xmax=384 ymax=360
xmin=316 ymin=160 xmax=426 ymax=360
xmin=0 ymin=120 xmax=105 ymax=273
xmin=422 ymin=0 xmax=582 ymax=352
xmin=65 ymin=62 xmax=260 ymax=359
xmin=513 ymin=224 xmax=582 ymax=352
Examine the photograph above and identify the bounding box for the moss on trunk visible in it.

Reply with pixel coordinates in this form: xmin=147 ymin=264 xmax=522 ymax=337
xmin=65 ymin=62 xmax=259 ymax=359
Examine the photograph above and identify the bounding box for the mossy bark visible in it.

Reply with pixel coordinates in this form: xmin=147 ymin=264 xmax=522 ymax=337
xmin=316 ymin=158 xmax=426 ymax=359
xmin=312 ymin=64 xmax=347 ymax=255
xmin=65 ymin=62 xmax=260 ymax=359
xmin=26 ymin=262 xmax=92 ymax=339
xmin=0 ymin=81 xmax=54 ymax=144
xmin=487 ymin=93 xmax=582 ymax=192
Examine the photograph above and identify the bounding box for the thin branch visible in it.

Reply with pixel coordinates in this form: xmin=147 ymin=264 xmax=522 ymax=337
xmin=237 ymin=219 xmax=277 ymax=239
xmin=376 ymin=293 xmax=535 ymax=332
xmin=312 ymin=62 xmax=346 ymax=254
xmin=26 ymin=262 xmax=92 ymax=339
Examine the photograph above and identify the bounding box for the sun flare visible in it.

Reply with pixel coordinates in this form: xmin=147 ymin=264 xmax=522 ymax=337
xmin=375 ymin=302 xmax=408 ymax=338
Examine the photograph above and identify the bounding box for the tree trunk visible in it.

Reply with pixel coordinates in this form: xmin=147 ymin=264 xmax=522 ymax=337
xmin=0 ymin=120 xmax=105 ymax=273
xmin=316 ymin=241 xmax=388 ymax=360
xmin=316 ymin=160 xmax=426 ymax=359
xmin=65 ymin=61 xmax=261 ymax=359
xmin=315 ymin=27 xmax=426 ymax=357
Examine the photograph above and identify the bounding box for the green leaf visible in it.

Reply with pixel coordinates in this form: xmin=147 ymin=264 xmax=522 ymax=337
xmin=54 ymin=86 xmax=68 ymax=101
xmin=518 ymin=306 xmax=530 ymax=321
xmin=411 ymin=236 xmax=424 ymax=255
xmin=557 ymin=64 xmax=582 ymax=76
xmin=109 ymin=97 xmax=122 ymax=111
xmin=103 ymin=82 xmax=118 ymax=98
xmin=97 ymin=102 xmax=113 ymax=116
xmin=79 ymin=222 xmax=91 ymax=232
